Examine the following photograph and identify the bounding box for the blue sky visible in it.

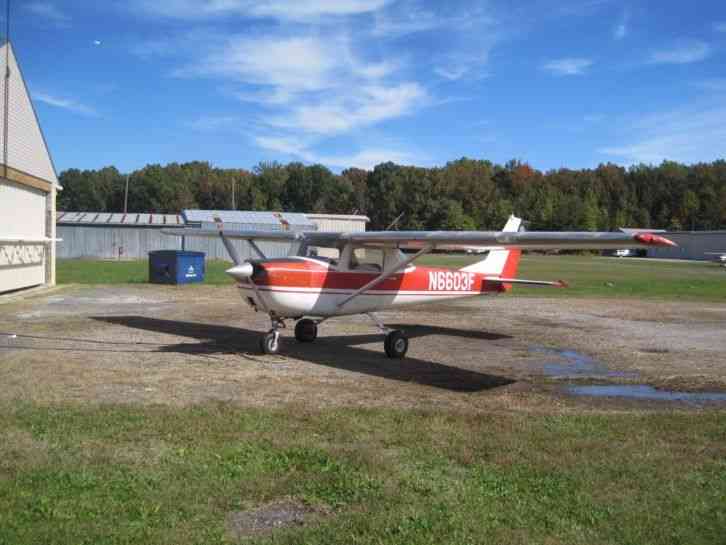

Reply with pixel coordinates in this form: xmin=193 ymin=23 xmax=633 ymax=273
xmin=10 ymin=0 xmax=726 ymax=173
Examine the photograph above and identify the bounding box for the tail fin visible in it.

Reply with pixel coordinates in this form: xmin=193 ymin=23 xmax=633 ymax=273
xmin=460 ymin=215 xmax=522 ymax=276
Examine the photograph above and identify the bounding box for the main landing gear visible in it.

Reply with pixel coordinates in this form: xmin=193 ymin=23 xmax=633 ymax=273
xmin=258 ymin=313 xmax=408 ymax=359
xmin=294 ymin=318 xmax=318 ymax=343
xmin=367 ymin=313 xmax=409 ymax=359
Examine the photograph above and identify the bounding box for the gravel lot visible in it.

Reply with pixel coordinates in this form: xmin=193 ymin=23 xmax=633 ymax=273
xmin=1 ymin=284 xmax=725 ymax=412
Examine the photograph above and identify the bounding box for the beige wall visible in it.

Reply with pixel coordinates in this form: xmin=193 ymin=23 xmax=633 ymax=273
xmin=0 ymin=178 xmax=49 ymax=292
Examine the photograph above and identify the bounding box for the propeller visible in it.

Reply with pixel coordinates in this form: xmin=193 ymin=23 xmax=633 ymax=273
xmin=225 ymin=262 xmax=255 ymax=281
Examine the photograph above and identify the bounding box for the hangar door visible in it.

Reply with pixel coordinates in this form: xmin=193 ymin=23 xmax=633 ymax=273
xmin=0 ymin=180 xmax=47 ymax=292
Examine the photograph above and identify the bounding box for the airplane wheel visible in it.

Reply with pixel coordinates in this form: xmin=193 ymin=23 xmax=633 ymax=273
xmin=295 ymin=319 xmax=317 ymax=343
xmin=384 ymin=330 xmax=408 ymax=359
xmin=260 ymin=331 xmax=280 ymax=354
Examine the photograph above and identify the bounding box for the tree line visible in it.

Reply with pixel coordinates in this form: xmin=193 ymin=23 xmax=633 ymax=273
xmin=57 ymin=158 xmax=726 ymax=231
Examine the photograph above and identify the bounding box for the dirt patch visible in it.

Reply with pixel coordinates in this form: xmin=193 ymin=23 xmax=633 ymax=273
xmin=226 ymin=500 xmax=323 ymax=539
xmin=0 ymin=285 xmax=725 ymax=413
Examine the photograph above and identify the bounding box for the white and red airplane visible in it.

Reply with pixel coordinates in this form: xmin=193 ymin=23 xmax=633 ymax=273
xmin=164 ymin=216 xmax=675 ymax=358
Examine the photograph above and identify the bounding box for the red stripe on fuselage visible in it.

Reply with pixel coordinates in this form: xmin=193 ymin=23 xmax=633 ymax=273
xmin=249 ymin=260 xmax=505 ymax=293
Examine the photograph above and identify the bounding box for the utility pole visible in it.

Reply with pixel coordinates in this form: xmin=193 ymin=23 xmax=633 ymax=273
xmin=3 ymin=0 xmax=11 ymax=181
xmin=123 ymin=174 xmax=129 ymax=214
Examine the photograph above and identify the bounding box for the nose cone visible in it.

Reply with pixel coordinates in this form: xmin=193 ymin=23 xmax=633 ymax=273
xmin=226 ymin=262 xmax=255 ymax=281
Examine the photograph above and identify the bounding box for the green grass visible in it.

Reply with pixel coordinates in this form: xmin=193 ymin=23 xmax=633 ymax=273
xmin=57 ymin=255 xmax=726 ymax=301
xmin=420 ymin=254 xmax=726 ymax=301
xmin=1 ymin=404 xmax=724 ymax=544
xmin=57 ymin=259 xmax=235 ymax=285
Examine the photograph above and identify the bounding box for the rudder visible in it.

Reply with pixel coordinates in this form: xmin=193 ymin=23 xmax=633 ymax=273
xmin=460 ymin=215 xmax=522 ymax=276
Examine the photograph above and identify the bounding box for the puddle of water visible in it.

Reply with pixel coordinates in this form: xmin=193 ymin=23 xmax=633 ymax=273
xmin=566 ymin=384 xmax=726 ymax=403
xmin=530 ymin=347 xmax=636 ymax=378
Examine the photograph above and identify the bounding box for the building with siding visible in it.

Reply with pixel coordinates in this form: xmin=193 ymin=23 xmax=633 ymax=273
xmin=646 ymin=231 xmax=726 ymax=261
xmin=0 ymin=42 xmax=59 ymax=294
xmin=57 ymin=210 xmax=369 ymax=260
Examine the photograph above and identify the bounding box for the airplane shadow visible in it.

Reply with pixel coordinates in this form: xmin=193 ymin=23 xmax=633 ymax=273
xmin=93 ymin=316 xmax=515 ymax=393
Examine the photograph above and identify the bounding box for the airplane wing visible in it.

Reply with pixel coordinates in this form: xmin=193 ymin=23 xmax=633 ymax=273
xmin=338 ymin=230 xmax=676 ymax=250
xmin=163 ymin=226 xmax=676 ymax=251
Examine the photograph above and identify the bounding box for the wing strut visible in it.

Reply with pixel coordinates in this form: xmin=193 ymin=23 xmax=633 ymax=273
xmin=247 ymin=240 xmax=267 ymax=259
xmin=336 ymin=245 xmax=432 ymax=310
xmin=219 ymin=232 xmax=243 ymax=265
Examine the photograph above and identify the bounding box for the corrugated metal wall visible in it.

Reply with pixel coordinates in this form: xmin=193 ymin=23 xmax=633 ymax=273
xmin=56 ymin=226 xmax=291 ymax=260
xmin=57 ymin=217 xmax=368 ymax=260
xmin=646 ymin=232 xmax=726 ymax=260
xmin=308 ymin=215 xmax=367 ymax=233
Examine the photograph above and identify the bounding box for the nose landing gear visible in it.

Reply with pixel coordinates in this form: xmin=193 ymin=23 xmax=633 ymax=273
xmin=259 ymin=315 xmax=285 ymax=355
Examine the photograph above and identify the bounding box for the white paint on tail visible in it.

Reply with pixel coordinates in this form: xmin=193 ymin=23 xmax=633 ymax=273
xmin=460 ymin=215 xmax=522 ymax=275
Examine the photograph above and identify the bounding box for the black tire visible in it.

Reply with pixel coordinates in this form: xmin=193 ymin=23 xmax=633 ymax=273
xmin=259 ymin=331 xmax=280 ymax=354
xmin=294 ymin=319 xmax=317 ymax=343
xmin=384 ymin=330 xmax=408 ymax=359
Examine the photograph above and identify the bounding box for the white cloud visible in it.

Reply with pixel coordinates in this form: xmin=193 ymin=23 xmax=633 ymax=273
xmin=270 ymin=83 xmax=426 ymax=135
xmin=372 ymin=4 xmax=494 ymax=38
xmin=613 ymin=23 xmax=627 ymax=40
xmin=599 ymin=105 xmax=726 ymax=164
xmin=179 ymin=34 xmax=347 ymax=95
xmin=612 ymin=8 xmax=629 ymax=40
xmin=316 ymin=148 xmax=416 ymax=169
xmin=434 ymin=65 xmax=470 ymax=81
xmin=178 ymin=31 xmax=427 ymax=136
xmin=255 ymin=135 xmax=309 ymax=157
xmin=25 ymin=2 xmax=71 ymax=27
xmin=33 ymin=92 xmax=97 ymax=116
xmin=649 ymin=41 xmax=710 ymax=64
xmin=135 ymin=0 xmax=390 ymax=21
xmin=255 ymin=135 xmax=416 ymax=169
xmin=542 ymin=58 xmax=593 ymax=76
xmin=433 ymin=52 xmax=492 ymax=81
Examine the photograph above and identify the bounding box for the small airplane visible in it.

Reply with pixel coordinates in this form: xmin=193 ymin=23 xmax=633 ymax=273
xmin=705 ymin=252 xmax=726 ymax=267
xmin=164 ymin=216 xmax=675 ymax=358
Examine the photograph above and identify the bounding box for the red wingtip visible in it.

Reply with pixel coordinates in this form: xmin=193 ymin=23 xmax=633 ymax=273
xmin=634 ymin=233 xmax=678 ymax=247
xmin=556 ymin=280 xmax=569 ymax=288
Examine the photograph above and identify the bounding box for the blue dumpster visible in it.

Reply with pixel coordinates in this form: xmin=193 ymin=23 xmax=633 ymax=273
xmin=148 ymin=250 xmax=205 ymax=285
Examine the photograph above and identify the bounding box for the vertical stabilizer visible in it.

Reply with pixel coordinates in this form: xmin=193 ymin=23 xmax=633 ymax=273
xmin=460 ymin=215 xmax=523 ymax=276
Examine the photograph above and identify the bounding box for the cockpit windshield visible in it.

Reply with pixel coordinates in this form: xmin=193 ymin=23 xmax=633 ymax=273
xmin=298 ymin=244 xmax=340 ymax=267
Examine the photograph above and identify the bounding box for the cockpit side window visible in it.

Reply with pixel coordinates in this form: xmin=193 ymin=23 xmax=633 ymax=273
xmin=350 ymin=248 xmax=384 ymax=272
xmin=300 ymin=244 xmax=340 ymax=267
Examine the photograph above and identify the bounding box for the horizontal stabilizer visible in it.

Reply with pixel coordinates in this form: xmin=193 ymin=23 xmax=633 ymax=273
xmin=485 ymin=276 xmax=569 ymax=288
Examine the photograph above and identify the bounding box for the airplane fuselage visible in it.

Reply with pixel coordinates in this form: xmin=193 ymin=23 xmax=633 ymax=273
xmin=236 ymin=257 xmax=511 ymax=318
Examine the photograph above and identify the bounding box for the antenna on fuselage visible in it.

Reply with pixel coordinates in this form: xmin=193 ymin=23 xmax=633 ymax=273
xmin=385 ymin=212 xmax=405 ymax=231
